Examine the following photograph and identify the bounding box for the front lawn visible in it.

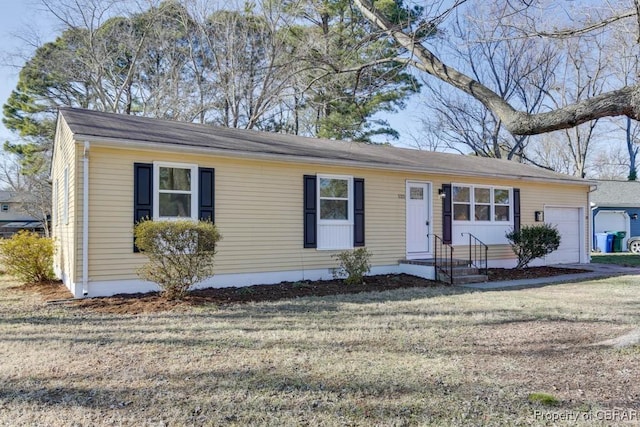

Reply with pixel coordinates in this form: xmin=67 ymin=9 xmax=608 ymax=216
xmin=1 ymin=273 xmax=639 ymax=425
xmin=591 ymin=252 xmax=640 ymax=267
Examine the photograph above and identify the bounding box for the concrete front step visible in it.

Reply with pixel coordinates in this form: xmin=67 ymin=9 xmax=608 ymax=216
xmin=437 ymin=266 xmax=488 ymax=285
xmin=400 ymin=258 xmax=470 ymax=267
xmin=451 ymin=274 xmax=488 ymax=285
xmin=399 ymin=258 xmax=487 ymax=285
xmin=450 ymin=266 xmax=482 ymax=276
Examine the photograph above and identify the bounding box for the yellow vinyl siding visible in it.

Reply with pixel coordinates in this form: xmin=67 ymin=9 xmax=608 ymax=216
xmin=86 ymin=146 xmax=413 ymax=281
xmin=521 ymin=182 xmax=590 ymax=261
xmin=51 ymin=117 xmax=79 ymax=285
xmin=80 ymin=143 xmax=590 ymax=283
xmin=439 ymin=178 xmax=589 ymax=262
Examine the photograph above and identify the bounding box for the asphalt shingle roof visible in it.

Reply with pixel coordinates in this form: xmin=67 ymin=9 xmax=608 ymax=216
xmin=592 ymin=180 xmax=640 ymax=207
xmin=59 ymin=107 xmax=590 ymax=185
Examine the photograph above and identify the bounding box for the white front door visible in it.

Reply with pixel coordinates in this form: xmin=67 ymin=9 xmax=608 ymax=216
xmin=406 ymin=182 xmax=431 ymax=258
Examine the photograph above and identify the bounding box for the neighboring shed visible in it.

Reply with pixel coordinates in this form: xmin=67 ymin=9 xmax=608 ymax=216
xmin=591 ymin=180 xmax=640 ymax=252
xmin=51 ymin=108 xmax=594 ymax=298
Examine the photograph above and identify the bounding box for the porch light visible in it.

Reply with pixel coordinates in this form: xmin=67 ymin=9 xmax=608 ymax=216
xmin=632 ymin=213 xmax=638 ymax=220
xmin=438 ymin=188 xmax=446 ymax=198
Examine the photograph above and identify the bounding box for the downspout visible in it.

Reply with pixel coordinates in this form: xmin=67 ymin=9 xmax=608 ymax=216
xmin=82 ymin=141 xmax=90 ymax=296
xmin=588 ymin=184 xmax=598 ymax=262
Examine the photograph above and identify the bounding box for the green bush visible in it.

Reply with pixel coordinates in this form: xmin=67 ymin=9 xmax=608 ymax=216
xmin=332 ymin=247 xmax=372 ymax=285
xmin=506 ymin=224 xmax=561 ymax=269
xmin=0 ymin=230 xmax=54 ymax=283
xmin=134 ymin=220 xmax=222 ymax=300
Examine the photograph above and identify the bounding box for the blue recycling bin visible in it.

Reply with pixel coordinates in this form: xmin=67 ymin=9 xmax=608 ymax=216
xmin=596 ymin=232 xmax=614 ymax=253
xmin=606 ymin=233 xmax=615 ymax=253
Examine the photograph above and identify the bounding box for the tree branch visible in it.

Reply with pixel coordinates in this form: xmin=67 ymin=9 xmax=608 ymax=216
xmin=533 ymin=11 xmax=635 ymax=39
xmin=353 ymin=0 xmax=640 ymax=136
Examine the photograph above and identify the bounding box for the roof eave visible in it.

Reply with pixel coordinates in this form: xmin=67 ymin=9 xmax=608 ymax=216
xmin=592 ymin=203 xmax=640 ymax=208
xmin=73 ymin=134 xmax=592 ymax=186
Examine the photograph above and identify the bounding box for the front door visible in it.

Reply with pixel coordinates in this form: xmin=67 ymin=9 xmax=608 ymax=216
xmin=406 ymin=182 xmax=431 ymax=258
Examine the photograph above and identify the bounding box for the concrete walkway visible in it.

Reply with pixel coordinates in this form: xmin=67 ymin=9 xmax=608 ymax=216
xmin=461 ymin=262 xmax=640 ymax=290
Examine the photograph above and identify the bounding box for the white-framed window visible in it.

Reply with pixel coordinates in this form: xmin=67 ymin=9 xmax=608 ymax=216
xmin=453 ymin=184 xmax=511 ymax=223
xmin=63 ymin=167 xmax=69 ymax=225
xmin=52 ymin=180 xmax=58 ymax=226
xmin=319 ymin=176 xmax=352 ymax=223
xmin=493 ymin=188 xmax=510 ymax=221
xmin=153 ymin=162 xmax=198 ymax=220
xmin=452 ymin=186 xmax=471 ymax=221
xmin=317 ymin=174 xmax=353 ymax=249
xmin=1 ymin=204 xmax=8 ymax=212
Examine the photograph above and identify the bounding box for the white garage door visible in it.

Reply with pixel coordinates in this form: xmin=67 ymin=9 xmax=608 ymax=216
xmin=544 ymin=207 xmax=582 ymax=264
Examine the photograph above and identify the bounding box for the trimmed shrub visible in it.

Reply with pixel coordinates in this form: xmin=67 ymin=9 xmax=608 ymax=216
xmin=0 ymin=230 xmax=54 ymax=283
xmin=332 ymin=247 xmax=372 ymax=285
xmin=506 ymin=224 xmax=561 ymax=269
xmin=134 ymin=220 xmax=222 ymax=300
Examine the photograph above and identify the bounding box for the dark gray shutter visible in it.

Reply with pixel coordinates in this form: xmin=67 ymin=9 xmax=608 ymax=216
xmin=303 ymin=175 xmax=317 ymax=248
xmin=354 ymin=178 xmax=365 ymax=247
xmin=134 ymin=163 xmax=153 ymax=252
xmin=442 ymin=184 xmax=452 ymax=244
xmin=513 ymin=188 xmax=521 ymax=232
xmin=198 ymin=168 xmax=215 ymax=222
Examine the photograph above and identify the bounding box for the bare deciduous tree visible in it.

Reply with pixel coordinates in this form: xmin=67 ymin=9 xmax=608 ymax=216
xmin=589 ymin=146 xmax=630 ymax=180
xmin=539 ymin=35 xmax=609 ymax=177
xmin=419 ymin=3 xmax=557 ymax=160
xmin=353 ymin=0 xmax=640 ymax=135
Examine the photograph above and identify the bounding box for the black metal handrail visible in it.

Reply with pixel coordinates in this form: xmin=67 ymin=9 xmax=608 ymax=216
xmin=461 ymin=232 xmax=488 ymax=276
xmin=430 ymin=234 xmax=454 ymax=285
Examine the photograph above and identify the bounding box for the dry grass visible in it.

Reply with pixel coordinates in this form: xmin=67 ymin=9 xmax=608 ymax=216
xmin=1 ymin=274 xmax=639 ymax=426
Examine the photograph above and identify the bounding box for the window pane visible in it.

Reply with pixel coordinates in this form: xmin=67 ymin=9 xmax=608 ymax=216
xmin=494 ymin=189 xmax=510 ymax=205
xmin=320 ymin=199 xmax=348 ymax=220
xmin=159 ymin=193 xmax=191 ymax=217
xmin=452 ymin=186 xmax=470 ymax=202
xmin=475 ymin=188 xmax=490 ymax=203
xmin=495 ymin=205 xmax=510 ymax=221
xmin=410 ymin=187 xmax=423 ymax=200
xmin=160 ymin=167 xmax=191 ymax=191
xmin=475 ymin=205 xmax=490 ymax=221
xmin=320 ymin=178 xmax=348 ymax=198
xmin=453 ymin=204 xmax=470 ymax=221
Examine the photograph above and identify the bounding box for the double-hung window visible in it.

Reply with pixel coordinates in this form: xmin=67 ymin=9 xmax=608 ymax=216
xmin=452 ymin=186 xmax=471 ymax=221
xmin=493 ymin=189 xmax=510 ymax=221
xmin=453 ymin=185 xmax=511 ymax=223
xmin=153 ymin=162 xmax=198 ymax=220
xmin=319 ymin=176 xmax=350 ymax=221
xmin=63 ymin=167 xmax=69 ymax=225
xmin=317 ymin=175 xmax=353 ymax=249
xmin=52 ymin=180 xmax=58 ymax=225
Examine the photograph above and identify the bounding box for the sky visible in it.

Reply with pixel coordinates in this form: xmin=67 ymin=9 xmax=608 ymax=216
xmin=0 ymin=1 xmax=422 ymax=148
xmin=0 ymin=1 xmax=57 ymax=142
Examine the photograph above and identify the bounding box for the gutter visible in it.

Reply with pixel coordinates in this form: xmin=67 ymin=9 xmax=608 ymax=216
xmin=73 ymin=136 xmax=595 ymax=187
xmin=82 ymin=141 xmax=90 ymax=297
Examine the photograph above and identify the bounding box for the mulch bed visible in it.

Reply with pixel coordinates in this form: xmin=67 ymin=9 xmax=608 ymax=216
xmin=16 ymin=266 xmax=588 ymax=314
xmin=486 ymin=266 xmax=589 ymax=281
